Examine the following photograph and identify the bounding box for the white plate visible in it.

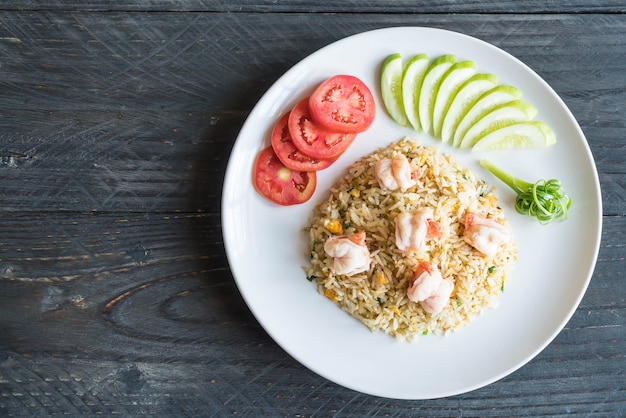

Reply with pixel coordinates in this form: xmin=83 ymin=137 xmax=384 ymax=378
xmin=222 ymin=27 xmax=602 ymax=399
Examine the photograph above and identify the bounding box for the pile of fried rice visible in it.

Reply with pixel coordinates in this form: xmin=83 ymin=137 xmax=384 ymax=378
xmin=305 ymin=138 xmax=517 ymax=341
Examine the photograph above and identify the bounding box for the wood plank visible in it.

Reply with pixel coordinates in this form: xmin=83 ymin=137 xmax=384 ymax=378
xmin=0 ymin=212 xmax=223 ymax=282
xmin=0 ymin=12 xmax=624 ymax=214
xmin=1 ymin=1 xmax=625 ymax=13
xmin=0 ymin=110 xmax=233 ymax=213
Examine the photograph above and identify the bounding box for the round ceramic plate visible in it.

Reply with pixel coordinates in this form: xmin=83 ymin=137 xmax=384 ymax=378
xmin=221 ymin=27 xmax=602 ymax=399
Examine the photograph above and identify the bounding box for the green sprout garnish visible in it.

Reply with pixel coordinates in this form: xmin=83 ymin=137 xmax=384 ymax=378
xmin=480 ymin=159 xmax=571 ymax=225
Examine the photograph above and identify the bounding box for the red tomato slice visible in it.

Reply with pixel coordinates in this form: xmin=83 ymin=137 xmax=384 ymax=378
xmin=288 ymin=98 xmax=356 ymax=160
xmin=271 ymin=112 xmax=336 ymax=171
xmin=252 ymin=146 xmax=316 ymax=206
xmin=309 ymin=74 xmax=376 ymax=134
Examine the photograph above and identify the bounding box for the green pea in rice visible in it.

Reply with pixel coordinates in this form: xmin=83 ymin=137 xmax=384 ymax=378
xmin=305 ymin=138 xmax=517 ymax=341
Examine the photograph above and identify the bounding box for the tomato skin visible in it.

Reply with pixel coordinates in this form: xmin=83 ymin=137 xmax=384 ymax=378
xmin=252 ymin=146 xmax=316 ymax=206
xmin=288 ymin=98 xmax=356 ymax=160
xmin=271 ymin=112 xmax=336 ymax=171
xmin=309 ymin=75 xmax=376 ymax=134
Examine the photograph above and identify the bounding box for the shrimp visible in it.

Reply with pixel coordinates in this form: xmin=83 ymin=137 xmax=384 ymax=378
xmin=407 ymin=261 xmax=442 ymax=302
xmin=394 ymin=207 xmax=442 ymax=254
xmin=463 ymin=212 xmax=511 ymax=258
xmin=324 ymin=231 xmax=371 ymax=276
xmin=407 ymin=261 xmax=454 ymax=315
xmin=375 ymin=154 xmax=421 ymax=191
xmin=420 ymin=279 xmax=454 ymax=315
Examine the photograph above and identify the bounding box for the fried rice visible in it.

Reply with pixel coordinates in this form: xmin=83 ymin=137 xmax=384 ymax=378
xmin=305 ymin=138 xmax=518 ymax=341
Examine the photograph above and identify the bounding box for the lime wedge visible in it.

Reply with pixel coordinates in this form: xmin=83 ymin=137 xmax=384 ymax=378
xmin=432 ymin=60 xmax=476 ymax=139
xmin=380 ymin=53 xmax=409 ymax=127
xmin=418 ymin=54 xmax=456 ymax=135
xmin=440 ymin=73 xmax=498 ymax=144
xmin=401 ymin=54 xmax=429 ymax=132
xmin=472 ymin=121 xmax=556 ymax=151
xmin=458 ymin=100 xmax=538 ymax=149
xmin=452 ymin=85 xmax=522 ymax=148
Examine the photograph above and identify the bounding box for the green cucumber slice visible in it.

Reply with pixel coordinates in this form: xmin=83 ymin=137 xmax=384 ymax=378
xmin=380 ymin=53 xmax=409 ymax=127
xmin=452 ymin=85 xmax=522 ymax=148
xmin=418 ymin=54 xmax=456 ymax=135
xmin=472 ymin=121 xmax=556 ymax=151
xmin=440 ymin=73 xmax=498 ymax=144
xmin=458 ymin=99 xmax=538 ymax=149
xmin=432 ymin=60 xmax=477 ymax=139
xmin=401 ymin=54 xmax=429 ymax=132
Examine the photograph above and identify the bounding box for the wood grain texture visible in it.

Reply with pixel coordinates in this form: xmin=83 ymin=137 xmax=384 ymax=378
xmin=1 ymin=1 xmax=626 ymax=13
xmin=0 ymin=4 xmax=624 ymax=417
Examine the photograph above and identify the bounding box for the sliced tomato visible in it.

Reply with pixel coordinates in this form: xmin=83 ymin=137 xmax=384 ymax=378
xmin=271 ymin=112 xmax=336 ymax=171
xmin=309 ymin=74 xmax=376 ymax=134
xmin=288 ymin=98 xmax=356 ymax=160
xmin=252 ymin=146 xmax=316 ymax=206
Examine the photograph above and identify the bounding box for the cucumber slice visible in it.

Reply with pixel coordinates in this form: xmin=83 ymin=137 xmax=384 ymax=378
xmin=380 ymin=53 xmax=409 ymax=127
xmin=440 ymin=73 xmax=498 ymax=144
xmin=432 ymin=60 xmax=476 ymax=139
xmin=401 ymin=54 xmax=429 ymax=132
xmin=458 ymin=100 xmax=537 ymax=149
xmin=452 ymin=85 xmax=522 ymax=148
xmin=418 ymin=54 xmax=456 ymax=135
xmin=472 ymin=121 xmax=556 ymax=151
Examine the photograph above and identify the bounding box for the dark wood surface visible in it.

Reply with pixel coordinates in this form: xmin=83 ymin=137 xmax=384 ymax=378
xmin=0 ymin=2 xmax=624 ymax=416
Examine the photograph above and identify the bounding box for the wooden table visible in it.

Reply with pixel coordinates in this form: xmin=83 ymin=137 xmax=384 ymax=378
xmin=1 ymin=2 xmax=624 ymax=415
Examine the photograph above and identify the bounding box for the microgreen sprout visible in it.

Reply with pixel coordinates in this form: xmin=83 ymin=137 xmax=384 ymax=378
xmin=480 ymin=159 xmax=571 ymax=225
